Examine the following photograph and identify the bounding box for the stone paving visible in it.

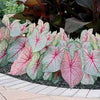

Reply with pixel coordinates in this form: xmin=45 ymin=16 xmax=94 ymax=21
xmin=0 ymin=86 xmax=100 ymax=100
xmin=0 ymin=73 xmax=100 ymax=100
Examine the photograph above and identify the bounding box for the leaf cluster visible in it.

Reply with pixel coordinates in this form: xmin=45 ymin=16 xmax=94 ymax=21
xmin=0 ymin=15 xmax=100 ymax=87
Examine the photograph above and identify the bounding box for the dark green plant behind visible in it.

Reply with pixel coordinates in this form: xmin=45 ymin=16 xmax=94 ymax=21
xmin=1 ymin=0 xmax=100 ymax=38
xmin=0 ymin=0 xmax=24 ymax=18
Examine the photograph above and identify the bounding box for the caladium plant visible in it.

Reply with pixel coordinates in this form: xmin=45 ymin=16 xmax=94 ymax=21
xmin=2 ymin=15 xmax=21 ymax=37
xmin=42 ymin=46 xmax=64 ymax=72
xmin=83 ymin=50 xmax=100 ymax=76
xmin=61 ymin=51 xmax=83 ymax=88
xmin=9 ymin=44 xmax=33 ymax=75
xmin=1 ymin=15 xmax=100 ymax=87
xmin=2 ymin=15 xmax=28 ymax=37
xmin=7 ymin=36 xmax=27 ymax=62
xmin=26 ymin=53 xmax=43 ymax=80
xmin=28 ymin=28 xmax=47 ymax=52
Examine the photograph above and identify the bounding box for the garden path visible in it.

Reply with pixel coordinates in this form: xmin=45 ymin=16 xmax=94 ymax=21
xmin=0 ymin=73 xmax=100 ymax=100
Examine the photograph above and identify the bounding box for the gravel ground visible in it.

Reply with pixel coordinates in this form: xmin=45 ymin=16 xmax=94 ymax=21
xmin=0 ymin=64 xmax=100 ymax=89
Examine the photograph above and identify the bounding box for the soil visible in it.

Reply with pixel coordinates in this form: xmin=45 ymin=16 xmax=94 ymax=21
xmin=0 ymin=64 xmax=100 ymax=89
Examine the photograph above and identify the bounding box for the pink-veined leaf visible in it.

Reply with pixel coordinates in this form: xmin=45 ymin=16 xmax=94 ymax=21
xmin=0 ymin=39 xmax=8 ymax=67
xmin=80 ymin=28 xmax=93 ymax=43
xmin=61 ymin=51 xmax=83 ymax=88
xmin=9 ymin=20 xmax=21 ymax=37
xmin=9 ymin=45 xmax=33 ymax=75
xmin=7 ymin=36 xmax=27 ymax=62
xmin=2 ymin=15 xmax=21 ymax=37
xmin=83 ymin=50 xmax=100 ymax=76
xmin=59 ymin=28 xmax=67 ymax=41
xmin=26 ymin=53 xmax=43 ymax=80
xmin=37 ymin=19 xmax=50 ymax=35
xmin=42 ymin=46 xmax=64 ymax=72
xmin=52 ymin=29 xmax=67 ymax=48
xmin=46 ymin=32 xmax=54 ymax=46
xmin=20 ymin=22 xmax=28 ymax=34
xmin=28 ymin=23 xmax=36 ymax=35
xmin=81 ymin=73 xmax=97 ymax=85
xmin=28 ymin=28 xmax=47 ymax=52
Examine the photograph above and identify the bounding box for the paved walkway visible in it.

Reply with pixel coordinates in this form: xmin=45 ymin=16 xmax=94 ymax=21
xmin=0 ymin=86 xmax=100 ymax=100
xmin=0 ymin=73 xmax=100 ymax=100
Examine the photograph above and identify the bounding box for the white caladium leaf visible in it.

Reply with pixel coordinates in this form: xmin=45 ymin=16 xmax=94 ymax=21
xmin=28 ymin=23 xmax=36 ymax=36
xmin=83 ymin=50 xmax=100 ymax=76
xmin=42 ymin=46 xmax=64 ymax=72
xmin=2 ymin=15 xmax=21 ymax=37
xmin=59 ymin=28 xmax=68 ymax=41
xmin=80 ymin=28 xmax=93 ymax=43
xmin=67 ymin=40 xmax=81 ymax=59
xmin=37 ymin=19 xmax=50 ymax=35
xmin=7 ymin=37 xmax=27 ymax=62
xmin=28 ymin=28 xmax=47 ymax=52
xmin=26 ymin=53 xmax=43 ymax=80
xmin=81 ymin=73 xmax=97 ymax=85
xmin=9 ymin=45 xmax=33 ymax=75
xmin=53 ymin=29 xmax=68 ymax=49
xmin=46 ymin=32 xmax=54 ymax=46
xmin=89 ymin=33 xmax=98 ymax=50
xmin=20 ymin=22 xmax=28 ymax=34
xmin=43 ymin=72 xmax=52 ymax=80
xmin=61 ymin=51 xmax=83 ymax=88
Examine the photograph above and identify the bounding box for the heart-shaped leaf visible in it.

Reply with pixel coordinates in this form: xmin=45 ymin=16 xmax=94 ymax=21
xmin=42 ymin=46 xmax=64 ymax=72
xmin=26 ymin=53 xmax=43 ymax=80
xmin=28 ymin=28 xmax=47 ymax=52
xmin=9 ymin=45 xmax=33 ymax=75
xmin=83 ymin=50 xmax=100 ymax=76
xmin=61 ymin=51 xmax=83 ymax=88
xmin=7 ymin=36 xmax=27 ymax=62
xmin=2 ymin=15 xmax=21 ymax=37
xmin=37 ymin=19 xmax=50 ymax=35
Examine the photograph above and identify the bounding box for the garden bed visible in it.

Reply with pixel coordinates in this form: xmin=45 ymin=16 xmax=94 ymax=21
xmin=0 ymin=64 xmax=100 ymax=89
